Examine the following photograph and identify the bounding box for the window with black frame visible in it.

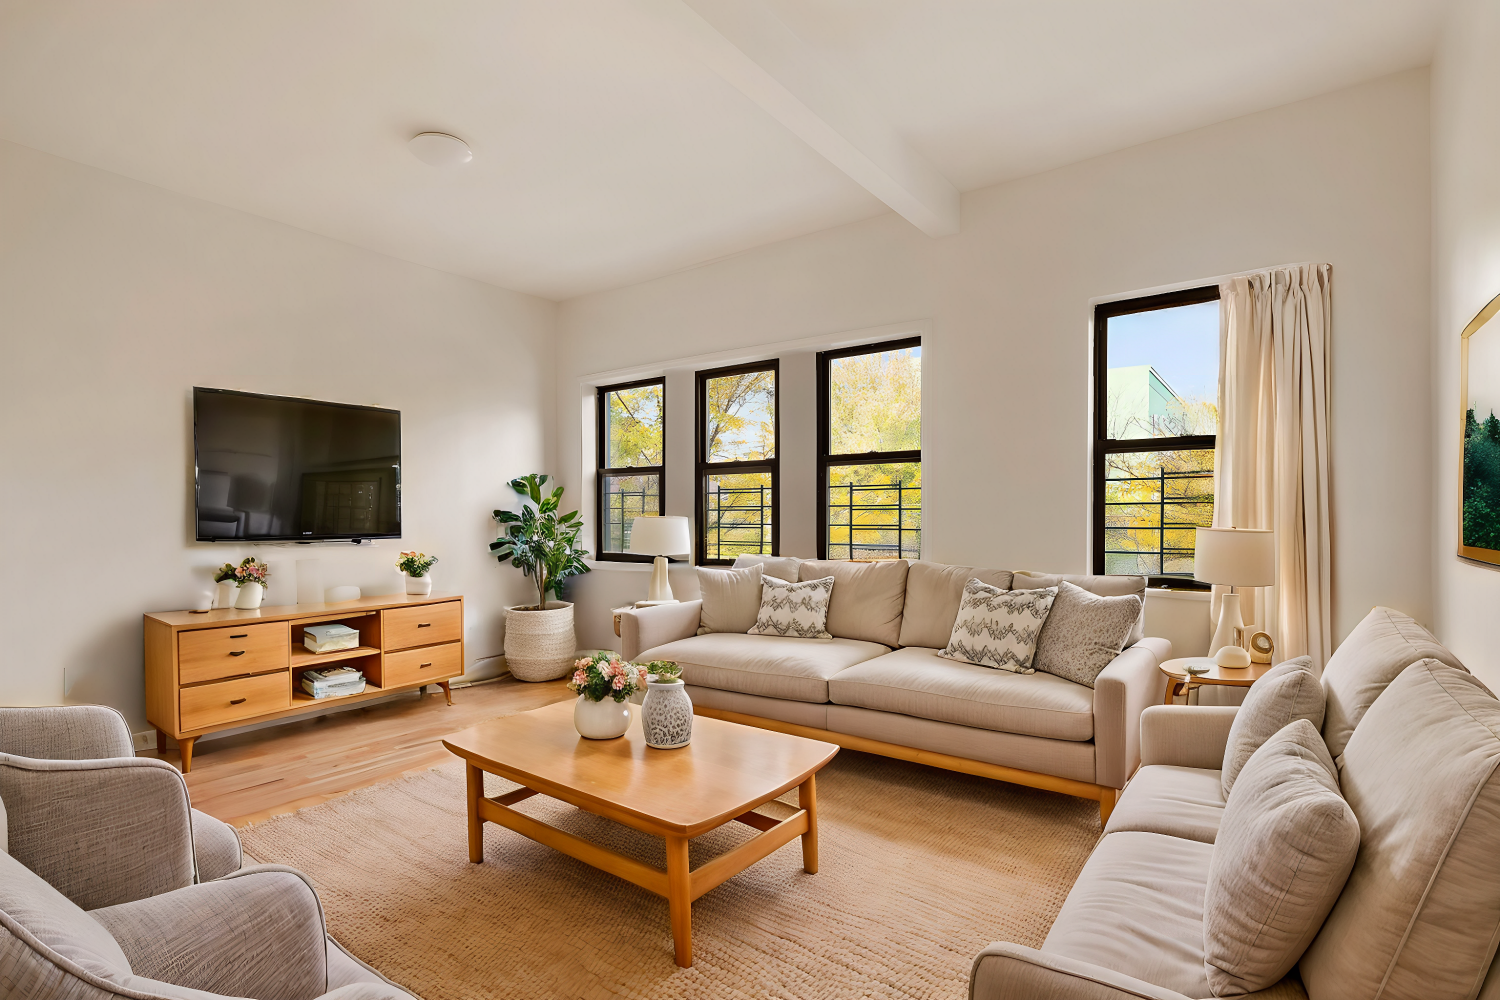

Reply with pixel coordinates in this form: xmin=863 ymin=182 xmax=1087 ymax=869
xmin=596 ymin=377 xmax=665 ymax=561
xmin=1093 ymin=287 xmax=1219 ymax=587
xmin=817 ymin=337 xmax=922 ymax=560
xmin=696 ymin=361 xmax=777 ymax=564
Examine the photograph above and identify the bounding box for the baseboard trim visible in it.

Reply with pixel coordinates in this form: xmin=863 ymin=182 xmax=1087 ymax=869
xmin=692 ymin=705 xmax=1116 ymax=824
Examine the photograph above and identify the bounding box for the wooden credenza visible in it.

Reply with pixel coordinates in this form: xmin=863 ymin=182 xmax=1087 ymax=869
xmin=144 ymin=593 xmax=464 ymax=772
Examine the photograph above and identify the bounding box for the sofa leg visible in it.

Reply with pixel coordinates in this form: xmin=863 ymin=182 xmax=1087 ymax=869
xmin=1098 ymin=789 xmax=1116 ymax=826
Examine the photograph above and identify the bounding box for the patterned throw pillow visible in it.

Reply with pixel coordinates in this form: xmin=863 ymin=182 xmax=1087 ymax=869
xmin=938 ymin=581 xmax=1058 ymax=673
xmin=1031 ymin=581 xmax=1145 ymax=688
xmin=748 ymin=575 xmax=835 ymax=639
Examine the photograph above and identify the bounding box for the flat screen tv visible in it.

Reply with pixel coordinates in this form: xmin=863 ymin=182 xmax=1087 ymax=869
xmin=194 ymin=387 xmax=401 ymax=542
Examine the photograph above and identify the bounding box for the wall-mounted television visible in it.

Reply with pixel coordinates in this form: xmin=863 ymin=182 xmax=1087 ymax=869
xmin=194 ymin=387 xmax=401 ymax=542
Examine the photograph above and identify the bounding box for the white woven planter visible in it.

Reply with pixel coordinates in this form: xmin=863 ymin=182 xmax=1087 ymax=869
xmin=504 ymin=601 xmax=576 ymax=682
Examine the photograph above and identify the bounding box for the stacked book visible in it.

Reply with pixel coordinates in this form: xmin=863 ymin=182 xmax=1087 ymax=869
xmin=301 ymin=665 xmax=367 ymax=699
xmin=304 ymin=623 xmax=360 ymax=653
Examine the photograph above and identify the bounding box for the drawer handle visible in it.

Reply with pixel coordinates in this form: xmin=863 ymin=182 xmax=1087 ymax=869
xmin=229 ymin=633 xmax=248 ymax=639
xmin=229 ymin=698 xmax=246 ymax=705
xmin=420 ymin=662 xmax=433 ymax=668
xmin=229 ymin=650 xmax=246 ymax=656
xmin=417 ymin=623 xmax=431 ymax=628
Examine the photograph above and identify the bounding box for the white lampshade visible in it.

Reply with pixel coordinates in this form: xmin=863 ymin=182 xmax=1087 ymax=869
xmin=627 ymin=516 xmax=692 ymax=558
xmin=1194 ymin=528 xmax=1275 ymax=587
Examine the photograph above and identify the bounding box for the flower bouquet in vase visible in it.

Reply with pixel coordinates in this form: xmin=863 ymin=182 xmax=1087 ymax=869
xmin=567 ymin=652 xmax=647 ymax=739
xmin=396 ymin=551 xmax=438 ymax=596
xmin=232 ymin=558 xmax=270 ymax=609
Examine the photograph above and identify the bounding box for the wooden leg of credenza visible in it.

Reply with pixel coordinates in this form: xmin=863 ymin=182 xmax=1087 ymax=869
xmin=155 ymin=729 xmax=168 ymax=758
xmin=439 ymin=680 xmax=453 ymax=706
xmin=178 ymin=735 xmax=196 ymax=773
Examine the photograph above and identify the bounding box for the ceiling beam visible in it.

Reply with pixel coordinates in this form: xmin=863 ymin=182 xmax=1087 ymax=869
xmin=646 ymin=0 xmax=960 ymax=237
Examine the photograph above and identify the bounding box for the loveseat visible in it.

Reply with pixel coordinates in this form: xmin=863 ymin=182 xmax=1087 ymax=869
xmin=971 ymin=606 xmax=1487 ymax=1000
xmin=621 ymin=557 xmax=1172 ymax=822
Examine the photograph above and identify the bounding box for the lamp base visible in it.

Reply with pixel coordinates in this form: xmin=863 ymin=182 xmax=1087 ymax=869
xmin=646 ymin=555 xmax=674 ymax=602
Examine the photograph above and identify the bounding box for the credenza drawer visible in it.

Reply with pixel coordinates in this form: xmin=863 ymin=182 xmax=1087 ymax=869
xmin=383 ymin=641 xmax=463 ymax=688
xmin=383 ymin=602 xmax=462 ymax=651
xmin=178 ymin=622 xmax=288 ymax=685
xmin=180 ymin=672 xmax=289 ymax=732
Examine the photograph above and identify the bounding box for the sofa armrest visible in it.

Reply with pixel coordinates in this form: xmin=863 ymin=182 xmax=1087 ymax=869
xmin=1093 ymin=637 xmax=1171 ymax=789
xmin=971 ymin=942 xmax=1194 ymax=1000
xmin=0 ymin=754 xmax=196 ymax=910
xmin=621 ymin=600 xmax=702 ymax=661
xmin=1139 ymin=705 xmax=1239 ymax=769
xmin=190 ymin=808 xmax=242 ymax=882
xmin=90 ymin=864 xmax=328 ymax=1000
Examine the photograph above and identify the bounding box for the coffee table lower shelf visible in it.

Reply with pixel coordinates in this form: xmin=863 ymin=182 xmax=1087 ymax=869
xmin=463 ymin=763 xmax=818 ymax=968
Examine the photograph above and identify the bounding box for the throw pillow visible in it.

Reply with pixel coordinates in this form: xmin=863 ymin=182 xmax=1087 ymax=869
xmin=937 ymin=581 xmax=1057 ymax=673
xmin=1032 ymin=581 xmax=1144 ymax=688
xmin=1203 ymin=719 xmax=1359 ymax=996
xmin=733 ymin=553 xmax=804 ymax=584
xmin=748 ymin=575 xmax=835 ymax=639
xmin=797 ymin=559 xmax=908 ymax=647
xmin=694 ymin=563 xmax=762 ymax=634
xmin=1221 ymin=656 xmax=1324 ymax=796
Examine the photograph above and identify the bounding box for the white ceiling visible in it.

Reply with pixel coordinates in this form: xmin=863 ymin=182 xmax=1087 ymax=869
xmin=0 ymin=1 xmax=1446 ymax=300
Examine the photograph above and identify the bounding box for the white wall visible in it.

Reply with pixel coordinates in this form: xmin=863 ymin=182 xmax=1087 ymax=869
xmin=557 ymin=70 xmax=1433 ymax=655
xmin=0 ymin=139 xmax=557 ymax=732
xmin=1431 ymin=0 xmax=1500 ymax=688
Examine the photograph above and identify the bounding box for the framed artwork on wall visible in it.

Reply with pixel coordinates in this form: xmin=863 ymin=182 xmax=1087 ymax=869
xmin=1462 ymin=291 xmax=1500 ymax=566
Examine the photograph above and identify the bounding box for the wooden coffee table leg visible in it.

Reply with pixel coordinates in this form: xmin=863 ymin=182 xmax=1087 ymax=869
xmin=798 ymin=774 xmax=819 ymax=874
xmin=466 ymin=763 xmax=484 ymax=863
xmin=665 ymin=835 xmax=692 ymax=967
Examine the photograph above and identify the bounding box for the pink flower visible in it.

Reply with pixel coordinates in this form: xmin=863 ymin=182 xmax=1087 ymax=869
xmin=611 ymin=676 xmax=625 ymax=690
xmin=572 ymin=670 xmax=586 ymax=685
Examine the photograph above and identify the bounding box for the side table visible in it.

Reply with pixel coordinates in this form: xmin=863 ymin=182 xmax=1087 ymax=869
xmin=1159 ymin=656 xmax=1274 ymax=705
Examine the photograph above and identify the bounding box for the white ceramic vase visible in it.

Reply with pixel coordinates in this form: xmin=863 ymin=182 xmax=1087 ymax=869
xmin=233 ymin=581 xmax=264 ymax=610
xmin=574 ymin=694 xmax=632 ymax=739
xmin=214 ymin=580 xmax=237 ymax=610
xmin=405 ymin=574 xmax=433 ymax=596
xmin=504 ymin=601 xmax=576 ymax=681
xmin=641 ymin=678 xmax=693 ymax=749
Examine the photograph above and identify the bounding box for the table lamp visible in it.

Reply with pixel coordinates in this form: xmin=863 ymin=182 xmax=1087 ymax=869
xmin=1194 ymin=527 xmax=1275 ymax=667
xmin=627 ymin=515 xmax=692 ymax=603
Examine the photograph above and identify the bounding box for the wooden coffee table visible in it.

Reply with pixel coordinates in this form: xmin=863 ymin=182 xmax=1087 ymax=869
xmin=442 ymin=699 xmax=838 ymax=967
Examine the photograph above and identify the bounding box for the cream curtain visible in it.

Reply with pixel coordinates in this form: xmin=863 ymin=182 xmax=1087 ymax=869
xmin=1211 ymin=265 xmax=1332 ymax=669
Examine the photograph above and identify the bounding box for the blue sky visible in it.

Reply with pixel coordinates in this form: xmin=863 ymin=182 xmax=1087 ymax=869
xmin=1107 ymin=300 xmax=1219 ymax=404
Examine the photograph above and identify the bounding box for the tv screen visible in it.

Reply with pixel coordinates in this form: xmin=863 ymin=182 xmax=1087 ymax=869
xmin=194 ymin=388 xmax=401 ymax=542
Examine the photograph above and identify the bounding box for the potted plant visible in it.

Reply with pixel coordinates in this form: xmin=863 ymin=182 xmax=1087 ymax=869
xmin=490 ymin=474 xmax=591 ymax=681
xmin=231 ymin=557 xmax=270 ymax=609
xmin=567 ymin=652 xmax=647 ymax=739
xmin=212 ymin=563 xmax=238 ymax=610
xmin=396 ymin=551 xmax=438 ymax=596
xmin=638 ymin=660 xmax=692 ymax=749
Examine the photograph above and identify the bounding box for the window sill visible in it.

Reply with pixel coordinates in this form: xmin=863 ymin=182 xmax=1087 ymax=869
xmin=1144 ymin=588 xmax=1211 ymax=603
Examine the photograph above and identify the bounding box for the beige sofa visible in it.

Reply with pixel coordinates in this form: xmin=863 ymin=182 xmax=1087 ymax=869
xmin=970 ymin=606 xmax=1485 ymax=1000
xmin=621 ymin=558 xmax=1172 ymax=822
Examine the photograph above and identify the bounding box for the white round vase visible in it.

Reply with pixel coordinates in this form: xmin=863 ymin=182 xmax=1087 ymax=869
xmin=574 ymin=695 xmax=631 ymax=740
xmin=405 ymin=574 xmax=433 ymax=596
xmin=504 ymin=602 xmax=576 ymax=681
xmin=233 ymin=581 xmax=264 ymax=610
xmin=214 ymin=580 xmax=237 ymax=610
xmin=641 ymin=678 xmax=693 ymax=749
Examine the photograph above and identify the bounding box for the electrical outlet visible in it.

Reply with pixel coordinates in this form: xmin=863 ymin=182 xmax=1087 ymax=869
xmin=132 ymin=730 xmax=157 ymax=751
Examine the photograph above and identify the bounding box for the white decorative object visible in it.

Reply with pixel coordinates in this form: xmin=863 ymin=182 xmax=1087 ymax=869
xmin=409 ymin=131 xmax=473 ymax=167
xmin=573 ymin=694 xmax=631 ymax=739
xmin=627 ymin=515 xmax=692 ymax=602
xmin=641 ymin=678 xmax=693 ymax=749
xmin=326 ymin=585 xmax=361 ymax=603
xmin=214 ymin=580 xmax=237 ymax=610
xmin=1195 ymin=528 xmax=1276 ymax=667
xmin=405 ymin=574 xmax=433 ymax=596
xmin=938 ymin=581 xmax=1057 ymax=672
xmin=191 ymin=594 xmax=213 ymax=613
xmin=504 ymin=601 xmax=576 ymax=681
xmin=748 ymin=575 xmax=835 ymax=638
xmin=295 ymin=559 xmax=324 ymax=605
xmin=233 ymin=581 xmax=264 ymax=610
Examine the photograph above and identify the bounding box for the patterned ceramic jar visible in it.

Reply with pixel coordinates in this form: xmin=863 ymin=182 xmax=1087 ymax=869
xmin=641 ymin=678 xmax=693 ymax=749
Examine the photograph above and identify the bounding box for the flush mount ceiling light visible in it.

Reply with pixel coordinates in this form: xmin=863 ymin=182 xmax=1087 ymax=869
xmin=408 ymin=132 xmax=472 ymax=167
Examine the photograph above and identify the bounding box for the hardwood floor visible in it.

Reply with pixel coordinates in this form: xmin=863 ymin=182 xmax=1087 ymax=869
xmin=142 ymin=677 xmax=572 ymax=826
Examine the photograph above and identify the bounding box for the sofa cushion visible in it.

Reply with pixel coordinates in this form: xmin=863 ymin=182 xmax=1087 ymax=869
xmin=0 ymin=848 xmax=132 ymax=984
xmin=1221 ymin=657 xmax=1324 ymax=796
xmin=1032 ymin=582 xmax=1143 ymax=688
xmin=748 ymin=574 xmax=834 ymax=639
xmin=1320 ymin=605 xmax=1466 ymax=761
xmin=1042 ymin=830 xmax=1212 ymax=998
xmin=898 ymin=561 xmax=1014 ymax=649
xmin=828 ymin=645 xmax=1095 ymax=741
xmin=1104 ymin=764 xmax=1225 ymax=844
xmin=1205 ymin=720 xmax=1358 ymax=996
xmin=1013 ymin=572 xmax=1147 ymax=647
xmin=733 ymin=553 xmax=803 ymax=582
xmin=695 ymin=563 xmax=762 ymax=634
xmin=798 ymin=559 xmax=908 ymax=647
xmin=637 ymin=633 xmax=889 ymax=704
xmin=1300 ymin=660 xmax=1500 ymax=1000
xmin=938 ymin=583 xmax=1057 ymax=673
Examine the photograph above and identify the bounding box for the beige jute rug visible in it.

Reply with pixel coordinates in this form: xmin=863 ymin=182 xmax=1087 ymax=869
xmin=238 ymin=750 xmax=1100 ymax=1000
